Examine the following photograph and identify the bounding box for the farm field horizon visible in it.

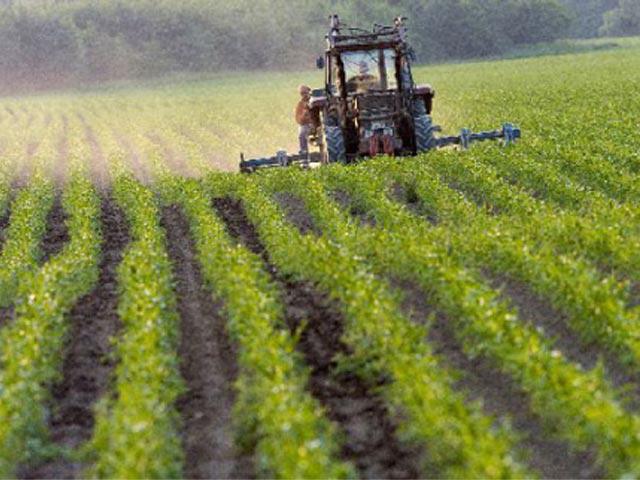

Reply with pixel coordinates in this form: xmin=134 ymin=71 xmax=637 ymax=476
xmin=1 ymin=39 xmax=640 ymax=478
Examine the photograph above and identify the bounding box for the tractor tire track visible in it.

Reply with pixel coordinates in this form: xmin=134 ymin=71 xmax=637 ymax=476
xmin=212 ymin=197 xmax=423 ymax=479
xmin=397 ymin=280 xmax=603 ymax=479
xmin=161 ymin=205 xmax=254 ymax=480
xmin=19 ymin=196 xmax=129 ymax=479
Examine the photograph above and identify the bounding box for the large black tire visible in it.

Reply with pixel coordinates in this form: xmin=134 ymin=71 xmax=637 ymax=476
xmin=324 ymin=125 xmax=346 ymax=163
xmin=414 ymin=114 xmax=437 ymax=153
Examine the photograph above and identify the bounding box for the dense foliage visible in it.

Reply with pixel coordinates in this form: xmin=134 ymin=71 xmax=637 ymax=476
xmin=0 ymin=0 xmax=633 ymax=90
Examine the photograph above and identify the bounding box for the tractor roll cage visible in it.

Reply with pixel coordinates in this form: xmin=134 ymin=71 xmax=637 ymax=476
xmin=327 ymin=14 xmax=408 ymax=49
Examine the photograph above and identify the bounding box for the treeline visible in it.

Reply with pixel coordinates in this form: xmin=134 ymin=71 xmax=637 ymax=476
xmin=0 ymin=0 xmax=637 ymax=90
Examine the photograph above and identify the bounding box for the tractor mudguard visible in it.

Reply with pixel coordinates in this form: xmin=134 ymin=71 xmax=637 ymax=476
xmin=415 ymin=84 xmax=435 ymax=114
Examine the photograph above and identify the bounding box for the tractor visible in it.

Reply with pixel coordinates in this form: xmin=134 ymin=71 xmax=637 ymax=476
xmin=239 ymin=15 xmax=520 ymax=172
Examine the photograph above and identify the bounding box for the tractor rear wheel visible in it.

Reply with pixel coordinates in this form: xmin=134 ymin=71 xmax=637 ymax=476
xmin=323 ymin=125 xmax=346 ymax=163
xmin=414 ymin=114 xmax=437 ymax=153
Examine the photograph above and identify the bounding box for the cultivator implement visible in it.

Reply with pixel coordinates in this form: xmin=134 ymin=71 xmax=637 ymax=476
xmin=239 ymin=123 xmax=521 ymax=173
xmin=239 ymin=151 xmax=323 ymax=173
xmin=432 ymin=123 xmax=521 ymax=149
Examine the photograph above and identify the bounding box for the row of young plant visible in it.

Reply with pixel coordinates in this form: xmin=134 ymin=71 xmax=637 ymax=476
xmin=262 ymin=165 xmax=640 ymax=477
xmin=0 ymin=175 xmax=54 ymax=307
xmin=381 ymin=159 xmax=640 ymax=370
xmin=160 ymin=176 xmax=354 ymax=478
xmin=88 ymin=174 xmax=184 ymax=478
xmin=471 ymin=147 xmax=640 ymax=234
xmin=0 ymin=110 xmax=66 ymax=306
xmin=510 ymin=139 xmax=640 ymax=207
xmin=204 ymin=172 xmax=532 ymax=478
xmin=528 ymin=138 xmax=640 ymax=206
xmin=0 ymin=105 xmax=46 ymax=185
xmin=0 ymin=174 xmax=101 ymax=477
xmin=423 ymin=152 xmax=640 ymax=279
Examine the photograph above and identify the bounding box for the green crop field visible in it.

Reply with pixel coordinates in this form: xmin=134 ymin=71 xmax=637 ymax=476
xmin=1 ymin=38 xmax=640 ymax=479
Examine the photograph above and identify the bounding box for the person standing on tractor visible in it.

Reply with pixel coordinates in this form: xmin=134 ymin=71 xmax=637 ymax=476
xmin=295 ymin=84 xmax=313 ymax=154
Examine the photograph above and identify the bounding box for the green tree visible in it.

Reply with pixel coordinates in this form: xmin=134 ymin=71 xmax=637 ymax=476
xmin=600 ymin=0 xmax=640 ymax=36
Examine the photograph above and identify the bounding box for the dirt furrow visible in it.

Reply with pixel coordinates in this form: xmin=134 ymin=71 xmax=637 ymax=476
xmin=488 ymin=275 xmax=640 ymax=410
xmin=273 ymin=192 xmax=322 ymax=235
xmin=0 ymin=208 xmax=11 ymax=327
xmin=390 ymin=183 xmax=437 ymax=223
xmin=212 ymin=197 xmax=423 ymax=479
xmin=161 ymin=205 xmax=253 ymax=480
xmin=397 ymin=280 xmax=603 ymax=479
xmin=19 ymin=197 xmax=128 ymax=479
xmin=0 ymin=207 xmax=9 ymax=252
xmin=41 ymin=196 xmax=70 ymax=264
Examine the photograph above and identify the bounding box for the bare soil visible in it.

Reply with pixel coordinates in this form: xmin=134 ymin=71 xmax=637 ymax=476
xmin=212 ymin=197 xmax=424 ymax=479
xmin=391 ymin=183 xmax=437 ymax=223
xmin=488 ymin=274 xmax=640 ymax=411
xmin=19 ymin=196 xmax=129 ymax=479
xmin=0 ymin=207 xmax=12 ymax=327
xmin=273 ymin=192 xmax=322 ymax=235
xmin=0 ymin=207 xmax=8 ymax=252
xmin=628 ymin=281 xmax=640 ymax=309
xmin=41 ymin=196 xmax=70 ymax=263
xmin=161 ymin=205 xmax=254 ymax=479
xmin=329 ymin=189 xmax=378 ymax=227
xmin=397 ymin=280 xmax=604 ymax=479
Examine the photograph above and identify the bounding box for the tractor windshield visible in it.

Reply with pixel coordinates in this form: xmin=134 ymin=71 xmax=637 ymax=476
xmin=341 ymin=49 xmax=397 ymax=94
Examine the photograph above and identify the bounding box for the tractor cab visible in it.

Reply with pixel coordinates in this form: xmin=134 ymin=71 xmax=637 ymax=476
xmin=335 ymin=48 xmax=399 ymax=95
xmin=313 ymin=16 xmax=431 ymax=160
